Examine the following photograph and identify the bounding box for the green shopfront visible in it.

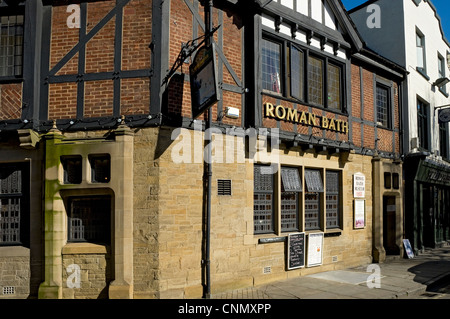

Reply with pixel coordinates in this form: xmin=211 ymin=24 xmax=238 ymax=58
xmin=404 ymin=153 xmax=450 ymax=254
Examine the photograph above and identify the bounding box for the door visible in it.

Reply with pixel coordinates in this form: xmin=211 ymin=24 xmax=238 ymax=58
xmin=383 ymin=196 xmax=399 ymax=255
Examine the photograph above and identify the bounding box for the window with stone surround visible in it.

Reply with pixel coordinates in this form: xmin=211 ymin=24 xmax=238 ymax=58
xmin=253 ymin=165 xmax=342 ymax=235
xmin=67 ymin=196 xmax=111 ymax=245
xmin=0 ymin=163 xmax=29 ymax=246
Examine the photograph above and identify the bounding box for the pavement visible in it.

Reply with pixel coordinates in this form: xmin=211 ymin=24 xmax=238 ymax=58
xmin=211 ymin=243 xmax=450 ymax=299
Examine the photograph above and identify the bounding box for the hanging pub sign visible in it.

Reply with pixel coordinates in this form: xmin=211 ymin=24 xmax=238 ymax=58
xmin=438 ymin=108 xmax=450 ymax=123
xmin=190 ymin=44 xmax=220 ymax=119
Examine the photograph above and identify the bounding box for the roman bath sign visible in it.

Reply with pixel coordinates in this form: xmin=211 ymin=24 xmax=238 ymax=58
xmin=263 ymin=102 xmax=349 ymax=134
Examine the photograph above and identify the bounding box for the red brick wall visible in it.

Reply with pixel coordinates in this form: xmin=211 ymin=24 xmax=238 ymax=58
xmin=48 ymin=0 xmax=152 ymax=120
xmin=0 ymin=83 xmax=22 ymax=120
xmin=166 ymin=0 xmax=243 ymax=127
xmin=351 ymin=63 xmax=401 ymax=154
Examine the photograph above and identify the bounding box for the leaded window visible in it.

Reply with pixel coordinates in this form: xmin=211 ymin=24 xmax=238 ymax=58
xmin=0 ymin=14 xmax=24 ymax=77
xmin=89 ymin=154 xmax=111 ymax=183
xmin=326 ymin=171 xmax=340 ymax=229
xmin=290 ymin=45 xmax=304 ymax=101
xmin=304 ymin=169 xmax=323 ymax=230
xmin=0 ymin=164 xmax=28 ymax=246
xmin=68 ymin=196 xmax=111 ymax=244
xmin=281 ymin=167 xmax=301 ymax=232
xmin=254 ymin=165 xmax=274 ymax=234
xmin=376 ymin=84 xmax=391 ymax=128
xmin=327 ymin=64 xmax=341 ymax=110
xmin=262 ymin=38 xmax=282 ymax=94
xmin=308 ymin=56 xmax=324 ymax=106
xmin=262 ymin=34 xmax=345 ymax=112
xmin=61 ymin=156 xmax=82 ymax=184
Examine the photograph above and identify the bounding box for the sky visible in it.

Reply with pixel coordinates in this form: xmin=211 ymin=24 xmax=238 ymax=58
xmin=341 ymin=0 xmax=450 ymax=41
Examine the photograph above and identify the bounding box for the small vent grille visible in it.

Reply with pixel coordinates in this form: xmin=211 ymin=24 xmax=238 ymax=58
xmin=2 ymin=286 xmax=15 ymax=295
xmin=218 ymin=179 xmax=232 ymax=196
xmin=263 ymin=266 xmax=271 ymax=274
xmin=332 ymin=256 xmax=338 ymax=262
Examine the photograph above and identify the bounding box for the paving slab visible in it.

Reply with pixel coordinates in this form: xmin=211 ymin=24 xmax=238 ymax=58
xmin=307 ymin=270 xmax=377 ymax=285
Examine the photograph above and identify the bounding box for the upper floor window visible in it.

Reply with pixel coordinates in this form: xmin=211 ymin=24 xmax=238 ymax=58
xmin=262 ymin=36 xmax=345 ymax=112
xmin=262 ymin=38 xmax=282 ymax=94
xmin=417 ymin=98 xmax=429 ymax=150
xmin=416 ymin=30 xmax=426 ymax=75
xmin=0 ymin=14 xmax=24 ymax=78
xmin=376 ymin=83 xmax=391 ymax=128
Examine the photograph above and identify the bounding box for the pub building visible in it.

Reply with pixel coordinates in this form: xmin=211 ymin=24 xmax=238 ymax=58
xmin=0 ymin=0 xmax=405 ymax=299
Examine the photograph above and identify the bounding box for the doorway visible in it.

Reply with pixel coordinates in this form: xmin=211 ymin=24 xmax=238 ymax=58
xmin=383 ymin=196 xmax=399 ymax=255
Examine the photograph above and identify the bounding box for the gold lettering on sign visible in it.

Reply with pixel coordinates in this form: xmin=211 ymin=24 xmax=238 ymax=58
xmin=275 ymin=105 xmax=286 ymax=119
xmin=262 ymin=102 xmax=349 ymax=134
xmin=265 ymin=103 xmax=275 ymax=118
xmin=322 ymin=117 xmax=328 ymax=129
xmin=287 ymin=108 xmax=299 ymax=122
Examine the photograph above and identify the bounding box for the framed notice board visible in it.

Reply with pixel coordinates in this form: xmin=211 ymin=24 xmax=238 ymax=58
xmin=307 ymin=232 xmax=324 ymax=267
xmin=287 ymin=232 xmax=305 ymax=270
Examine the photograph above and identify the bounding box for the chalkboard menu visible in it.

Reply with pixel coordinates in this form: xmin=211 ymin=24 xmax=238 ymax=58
xmin=287 ymin=232 xmax=305 ymax=270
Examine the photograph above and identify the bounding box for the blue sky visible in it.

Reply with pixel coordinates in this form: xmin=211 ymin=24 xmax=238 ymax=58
xmin=341 ymin=0 xmax=450 ymax=40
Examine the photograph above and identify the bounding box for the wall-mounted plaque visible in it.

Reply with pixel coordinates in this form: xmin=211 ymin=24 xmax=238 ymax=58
xmin=354 ymin=199 xmax=365 ymax=229
xmin=307 ymin=232 xmax=323 ymax=267
xmin=353 ymin=172 xmax=365 ymax=198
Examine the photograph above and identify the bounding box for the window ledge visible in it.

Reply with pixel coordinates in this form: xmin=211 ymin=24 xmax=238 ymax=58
xmin=439 ymin=88 xmax=449 ymax=98
xmin=0 ymin=245 xmax=30 ymax=257
xmin=62 ymin=242 xmax=110 ymax=255
xmin=416 ymin=68 xmax=430 ymax=81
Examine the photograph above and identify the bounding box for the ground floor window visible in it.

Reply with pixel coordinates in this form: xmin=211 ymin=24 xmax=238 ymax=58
xmin=0 ymin=163 xmax=29 ymax=246
xmin=253 ymin=165 xmax=342 ymax=234
xmin=67 ymin=196 xmax=111 ymax=245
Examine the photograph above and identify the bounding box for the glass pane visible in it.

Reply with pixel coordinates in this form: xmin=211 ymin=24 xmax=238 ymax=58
xmin=0 ymin=15 xmax=24 ymax=77
xmin=308 ymin=56 xmax=323 ymax=106
xmin=281 ymin=192 xmax=298 ymax=232
xmin=327 ymin=64 xmax=341 ymax=110
xmin=304 ymin=169 xmax=324 ymax=192
xmin=305 ymin=192 xmax=320 ymax=230
xmin=254 ymin=165 xmax=274 ymax=234
xmin=69 ymin=197 xmax=111 ymax=244
xmin=281 ymin=167 xmax=302 ymax=192
xmin=376 ymin=85 xmax=389 ymax=127
xmin=262 ymin=39 xmax=282 ymax=93
xmin=326 ymin=171 xmax=340 ymax=229
xmin=290 ymin=46 xmax=304 ymax=100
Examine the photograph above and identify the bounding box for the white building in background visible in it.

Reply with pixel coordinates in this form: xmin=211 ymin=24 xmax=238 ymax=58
xmin=350 ymin=0 xmax=450 ymax=252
